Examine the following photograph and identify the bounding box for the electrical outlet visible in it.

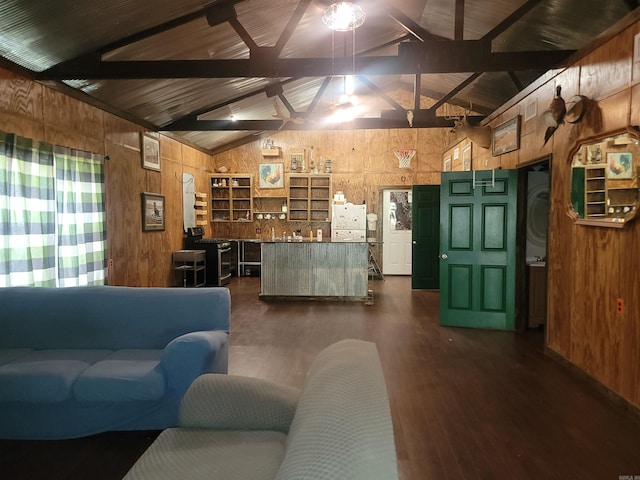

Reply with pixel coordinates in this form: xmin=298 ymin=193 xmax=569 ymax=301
xmin=617 ymin=298 xmax=624 ymax=314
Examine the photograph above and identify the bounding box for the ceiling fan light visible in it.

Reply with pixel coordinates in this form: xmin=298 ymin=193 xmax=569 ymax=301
xmin=322 ymin=2 xmax=365 ymax=32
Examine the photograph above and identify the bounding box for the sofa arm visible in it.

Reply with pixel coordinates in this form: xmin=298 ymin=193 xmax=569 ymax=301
xmin=161 ymin=330 xmax=229 ymax=393
xmin=179 ymin=374 xmax=300 ymax=433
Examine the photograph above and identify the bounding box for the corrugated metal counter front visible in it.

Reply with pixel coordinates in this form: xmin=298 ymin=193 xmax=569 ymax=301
xmin=259 ymin=241 xmax=369 ymax=301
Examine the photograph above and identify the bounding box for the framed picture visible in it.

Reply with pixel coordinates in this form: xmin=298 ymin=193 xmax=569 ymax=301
xmin=462 ymin=144 xmax=472 ymax=171
xmin=443 ymin=156 xmax=452 ymax=172
xmin=141 ymin=133 xmax=161 ymax=171
xmin=607 ymin=152 xmax=633 ymax=179
xmin=259 ymin=163 xmax=284 ymax=188
xmin=141 ymin=192 xmax=165 ymax=231
xmin=492 ymin=115 xmax=521 ymax=156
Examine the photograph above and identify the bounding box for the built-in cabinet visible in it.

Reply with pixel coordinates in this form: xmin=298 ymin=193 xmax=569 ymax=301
xmin=572 ymin=164 xmax=638 ymax=222
xmin=210 ymin=175 xmax=253 ymax=222
xmin=287 ymin=174 xmax=332 ymax=222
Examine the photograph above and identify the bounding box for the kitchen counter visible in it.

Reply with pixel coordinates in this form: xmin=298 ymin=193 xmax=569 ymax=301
xmin=259 ymin=241 xmax=369 ymax=302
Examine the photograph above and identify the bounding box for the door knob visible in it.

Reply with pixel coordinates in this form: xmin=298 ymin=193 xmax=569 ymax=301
xmin=440 ymin=253 xmax=448 ymax=259
xmin=412 ymin=240 xmax=417 ymax=245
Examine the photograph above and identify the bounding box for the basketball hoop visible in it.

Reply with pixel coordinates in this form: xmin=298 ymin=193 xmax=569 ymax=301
xmin=393 ymin=148 xmax=416 ymax=169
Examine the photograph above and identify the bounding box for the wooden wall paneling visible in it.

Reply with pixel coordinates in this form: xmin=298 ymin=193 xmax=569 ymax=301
xmin=42 ymin=88 xmax=104 ymax=153
xmin=571 ymin=228 xmax=620 ymax=386
xmin=618 ymin=222 xmax=640 ymax=404
xmin=103 ymin=114 xmax=140 ymax=152
xmin=630 ymin=83 xmax=640 ymax=124
xmin=0 ymin=110 xmax=45 ymax=142
xmin=596 ymin=90 xmax=632 ymax=133
xmin=545 ymin=122 xmax=575 ymax=358
xmin=363 ymin=128 xmax=390 ymax=172
xmin=104 ymin=143 xmax=146 ymax=286
xmin=0 ymin=68 xmax=43 ymax=125
xmin=580 ymin=28 xmax=633 ymax=102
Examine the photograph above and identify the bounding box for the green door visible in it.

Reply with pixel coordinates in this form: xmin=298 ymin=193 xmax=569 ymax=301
xmin=412 ymin=185 xmax=440 ymax=289
xmin=439 ymin=170 xmax=517 ymax=330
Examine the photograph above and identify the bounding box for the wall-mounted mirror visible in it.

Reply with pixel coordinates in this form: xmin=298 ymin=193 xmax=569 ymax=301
xmin=570 ymin=126 xmax=640 ymax=228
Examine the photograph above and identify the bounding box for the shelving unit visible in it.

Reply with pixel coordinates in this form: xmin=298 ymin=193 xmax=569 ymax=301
xmin=572 ymin=164 xmax=639 ymax=221
xmin=194 ymin=192 xmax=208 ymax=226
xmin=585 ymin=165 xmax=606 ymax=219
xmin=210 ymin=175 xmax=253 ymax=222
xmin=172 ymin=250 xmax=206 ymax=287
xmin=287 ymin=173 xmax=331 ymax=222
xmin=253 ymin=196 xmax=288 ymax=220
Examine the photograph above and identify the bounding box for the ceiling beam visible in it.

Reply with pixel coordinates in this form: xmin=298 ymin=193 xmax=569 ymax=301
xmin=162 ymin=112 xmax=486 ymax=131
xmin=39 ymin=46 xmax=574 ymax=80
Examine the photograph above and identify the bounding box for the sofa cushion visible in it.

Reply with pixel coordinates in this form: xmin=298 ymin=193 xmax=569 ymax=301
xmin=0 ymin=349 xmax=112 ymax=402
xmin=123 ymin=429 xmax=287 ymax=480
xmin=0 ymin=348 xmax=34 ymax=366
xmin=73 ymin=350 xmax=166 ymax=402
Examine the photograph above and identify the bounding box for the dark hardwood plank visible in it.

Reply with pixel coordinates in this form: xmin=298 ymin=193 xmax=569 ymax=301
xmin=1 ymin=276 xmax=639 ymax=480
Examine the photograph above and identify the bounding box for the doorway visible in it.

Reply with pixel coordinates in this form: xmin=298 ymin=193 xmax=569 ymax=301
xmin=518 ymin=158 xmax=551 ymax=329
xmin=382 ymin=189 xmax=412 ymax=275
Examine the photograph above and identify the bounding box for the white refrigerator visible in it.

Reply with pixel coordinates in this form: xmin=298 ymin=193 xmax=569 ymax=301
xmin=331 ymin=203 xmax=367 ymax=242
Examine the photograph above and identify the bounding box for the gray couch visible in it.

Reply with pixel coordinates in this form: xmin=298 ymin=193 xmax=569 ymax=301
xmin=123 ymin=339 xmax=398 ymax=480
xmin=0 ymin=286 xmax=230 ymax=439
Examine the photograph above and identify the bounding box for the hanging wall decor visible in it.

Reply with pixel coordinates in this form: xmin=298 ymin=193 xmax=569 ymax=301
xmin=141 ymin=133 xmax=161 ymax=171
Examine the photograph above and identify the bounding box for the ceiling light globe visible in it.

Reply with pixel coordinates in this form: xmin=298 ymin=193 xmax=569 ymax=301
xmin=322 ymin=2 xmax=365 ymax=32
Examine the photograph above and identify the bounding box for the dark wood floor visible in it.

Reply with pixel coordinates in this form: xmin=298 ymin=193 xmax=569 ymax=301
xmin=2 ymin=276 xmax=640 ymax=480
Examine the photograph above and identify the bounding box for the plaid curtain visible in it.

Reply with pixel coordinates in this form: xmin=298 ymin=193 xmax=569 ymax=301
xmin=55 ymin=146 xmax=106 ymax=286
xmin=0 ymin=130 xmax=106 ymax=287
xmin=0 ymin=132 xmax=56 ymax=287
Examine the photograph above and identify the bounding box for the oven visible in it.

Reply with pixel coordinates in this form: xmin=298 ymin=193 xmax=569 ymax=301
xmin=185 ymin=227 xmax=232 ymax=286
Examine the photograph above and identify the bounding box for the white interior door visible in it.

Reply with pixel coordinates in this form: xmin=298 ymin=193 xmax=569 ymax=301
xmin=382 ymin=189 xmax=412 ymax=275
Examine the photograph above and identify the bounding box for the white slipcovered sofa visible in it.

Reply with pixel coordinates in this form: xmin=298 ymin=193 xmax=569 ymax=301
xmin=123 ymin=339 xmax=398 ymax=480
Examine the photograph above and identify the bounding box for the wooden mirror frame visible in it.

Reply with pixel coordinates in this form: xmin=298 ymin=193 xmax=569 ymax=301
xmin=569 ymin=126 xmax=640 ymax=228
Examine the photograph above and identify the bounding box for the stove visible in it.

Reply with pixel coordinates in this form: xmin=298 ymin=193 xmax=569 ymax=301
xmin=185 ymin=227 xmax=231 ymax=286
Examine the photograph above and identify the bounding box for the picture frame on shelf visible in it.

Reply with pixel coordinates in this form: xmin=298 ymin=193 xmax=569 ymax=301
xmin=492 ymin=115 xmax=521 ymax=156
xmin=141 ymin=192 xmax=165 ymax=231
xmin=141 ymin=133 xmax=161 ymax=171
xmin=259 ymin=163 xmax=284 ymax=188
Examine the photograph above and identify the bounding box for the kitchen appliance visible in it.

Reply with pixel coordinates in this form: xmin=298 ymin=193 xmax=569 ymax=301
xmin=331 ymin=203 xmax=367 ymax=242
xmin=185 ymin=227 xmax=231 ymax=286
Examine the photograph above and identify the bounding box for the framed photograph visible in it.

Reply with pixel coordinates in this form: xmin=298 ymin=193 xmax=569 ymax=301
xmin=443 ymin=156 xmax=452 ymax=172
xmin=141 ymin=133 xmax=161 ymax=171
xmin=259 ymin=163 xmax=284 ymax=188
xmin=141 ymin=192 xmax=165 ymax=231
xmin=462 ymin=144 xmax=472 ymax=171
xmin=635 ymin=32 xmax=640 ymax=63
xmin=606 ymin=152 xmax=633 ymax=179
xmin=492 ymin=115 xmax=521 ymax=156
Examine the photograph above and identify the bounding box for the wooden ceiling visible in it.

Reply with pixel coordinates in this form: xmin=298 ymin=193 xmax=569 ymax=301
xmin=0 ymin=0 xmax=637 ymax=153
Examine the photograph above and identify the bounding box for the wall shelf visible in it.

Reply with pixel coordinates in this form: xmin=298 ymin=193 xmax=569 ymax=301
xmin=210 ymin=175 xmax=253 ymax=222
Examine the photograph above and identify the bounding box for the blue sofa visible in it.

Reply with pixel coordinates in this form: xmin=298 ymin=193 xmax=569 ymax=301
xmin=0 ymin=286 xmax=230 ymax=440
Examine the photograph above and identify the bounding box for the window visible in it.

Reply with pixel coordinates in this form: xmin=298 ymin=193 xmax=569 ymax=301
xmin=0 ymin=131 xmax=107 ymax=287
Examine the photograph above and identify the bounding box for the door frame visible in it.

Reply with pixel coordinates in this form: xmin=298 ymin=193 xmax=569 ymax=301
xmin=515 ymin=155 xmax=552 ymax=331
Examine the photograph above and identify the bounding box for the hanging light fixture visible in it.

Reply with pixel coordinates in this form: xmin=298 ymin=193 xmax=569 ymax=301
xmin=322 ymin=2 xmax=366 ymax=123
xmin=322 ymin=2 xmax=365 ymax=32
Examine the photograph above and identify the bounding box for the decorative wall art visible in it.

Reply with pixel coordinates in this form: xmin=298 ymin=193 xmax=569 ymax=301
xmin=141 ymin=192 xmax=165 ymax=231
xmin=259 ymin=163 xmax=284 ymax=188
xmin=492 ymin=115 xmax=521 ymax=156
xmin=607 ymin=152 xmax=633 ymax=179
xmin=141 ymin=133 xmax=160 ymax=171
xmin=462 ymin=144 xmax=472 ymax=171
xmin=443 ymin=156 xmax=452 ymax=172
